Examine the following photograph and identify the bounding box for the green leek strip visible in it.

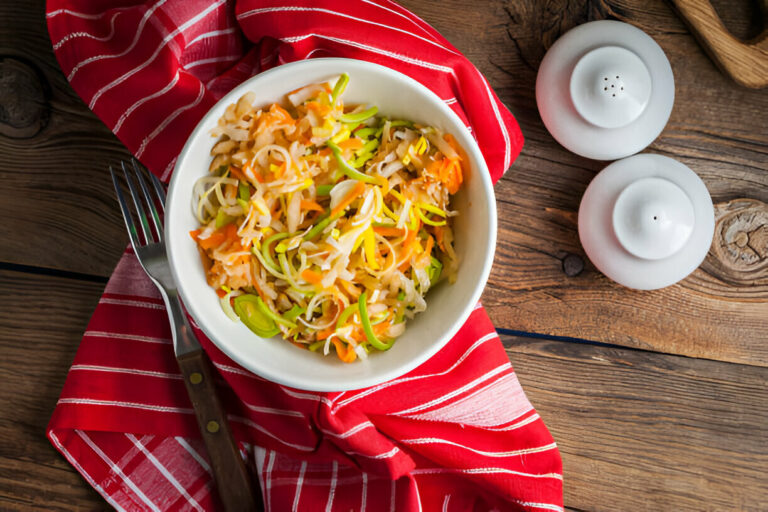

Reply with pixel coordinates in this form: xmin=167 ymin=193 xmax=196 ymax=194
xmin=351 ymin=152 xmax=375 ymax=169
xmin=339 ymin=105 xmax=378 ymax=124
xmin=389 ymin=120 xmax=414 ymax=128
xmin=331 ymin=73 xmax=349 ymax=106
xmin=233 ymin=295 xmax=280 ymax=338
xmin=277 ymin=253 xmax=315 ymax=294
xmin=372 ymin=220 xmax=396 ymax=228
xmin=354 ymin=127 xmax=376 ymax=139
xmin=255 ymin=296 xmax=297 ymax=328
xmin=238 ymin=183 xmax=250 ymax=201
xmin=327 ymin=141 xmax=380 ymax=184
xmin=219 ymin=291 xmax=239 ymax=322
xmin=316 ymin=184 xmax=334 ymax=196
xmin=284 ymin=304 xmax=306 ymax=322
xmin=416 ymin=207 xmax=447 ymax=226
xmin=359 ymin=139 xmax=380 ymax=154
xmin=427 ymin=256 xmax=443 ymax=283
xmin=308 ymin=339 xmax=325 ymax=352
xmin=358 ymin=291 xmax=394 ymax=351
xmin=303 ymin=210 xmax=333 ymax=241
xmin=236 ymin=198 xmax=249 ymax=210
xmin=215 ymin=209 xmax=235 ymax=229
xmin=261 ymin=232 xmax=290 ymax=272
xmin=335 ymin=304 xmax=359 ymax=329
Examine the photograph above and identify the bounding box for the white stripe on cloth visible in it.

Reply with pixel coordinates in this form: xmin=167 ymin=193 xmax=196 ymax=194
xmin=319 ymin=420 xmax=375 ymax=439
xmin=52 ymin=11 xmax=121 ymax=50
xmin=126 ymin=434 xmax=205 ymax=512
xmin=325 ymin=460 xmax=338 ymax=512
xmin=411 ymin=466 xmax=563 ymax=480
xmin=442 ymin=494 xmax=451 ymax=512
xmin=136 ymin=82 xmax=206 ymax=157
xmin=360 ymin=472 xmax=368 ymax=512
xmin=113 ymin=71 xmax=180 ymax=134
xmin=400 ymin=439 xmax=558 ymax=458
xmin=66 ymin=0 xmax=170 ymax=81
xmin=77 ymin=430 xmax=161 ymax=511
xmin=47 ymin=8 xmax=113 ymax=19
xmin=187 ymin=27 xmax=238 ymax=47
xmin=242 ymin=402 xmax=306 ymax=419
xmin=161 ymin=156 xmax=178 ymax=181
xmin=485 ymin=413 xmax=541 ymax=431
xmin=393 ymin=363 xmax=510 ymax=416
xmin=88 ymin=0 xmax=225 ymax=109
xmin=238 ymin=7 xmax=458 ymax=56
xmin=405 ymin=372 xmax=533 ymax=426
xmin=229 ymin=416 xmax=314 ymax=452
xmin=70 ymin=364 xmax=182 ymax=380
xmin=278 ymin=386 xmax=335 ymax=408
xmin=49 ymin=432 xmax=128 ymax=512
xmin=512 ymin=500 xmax=564 ymax=512
xmin=332 ymin=330 xmax=498 ymax=412
xmin=346 ymin=446 xmax=400 ymax=459
xmin=361 ymin=0 xmax=437 ymax=39
xmin=59 ymin=398 xmax=193 ymax=414
xmin=83 ymin=330 xmax=171 ymax=345
xmin=477 ymin=70 xmax=511 ymax=171
xmin=265 ymin=450 xmax=275 ymax=512
xmin=184 ymin=54 xmax=241 ymax=69
xmin=293 ymin=461 xmax=307 ymax=511
xmin=99 ymin=297 xmax=166 ymax=309
xmin=278 ymin=33 xmax=454 ymax=74
xmin=175 ymin=437 xmax=211 ymax=473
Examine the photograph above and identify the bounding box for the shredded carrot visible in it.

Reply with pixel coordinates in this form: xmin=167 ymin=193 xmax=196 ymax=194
xmin=338 ymin=138 xmax=364 ymax=151
xmin=373 ymin=226 xmax=404 ymax=237
xmin=332 ymin=339 xmax=357 ymax=363
xmin=331 ymin=181 xmax=366 ymax=217
xmin=300 ymin=199 xmax=325 ymax=212
xmin=316 ymin=326 xmax=335 ymax=340
xmin=189 ymin=229 xmax=201 ymax=240
xmin=434 ymin=225 xmax=445 ymax=251
xmin=197 ymin=231 xmax=226 ymax=250
xmin=228 ymin=166 xmax=247 ymax=182
xmin=301 ymin=269 xmax=323 ymax=284
xmin=215 ymin=288 xmax=228 ymax=298
xmin=423 ymin=235 xmax=435 ymax=258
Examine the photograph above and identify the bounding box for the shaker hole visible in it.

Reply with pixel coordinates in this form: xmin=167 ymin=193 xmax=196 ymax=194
xmin=612 ymin=94 xmax=616 ymax=97
xmin=611 ymin=85 xmax=615 ymax=88
xmin=653 ymin=216 xmax=658 ymax=220
xmin=604 ymin=87 xmax=608 ymax=91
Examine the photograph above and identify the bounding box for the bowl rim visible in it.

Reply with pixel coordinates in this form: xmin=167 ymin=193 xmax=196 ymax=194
xmin=166 ymin=57 xmax=497 ymax=391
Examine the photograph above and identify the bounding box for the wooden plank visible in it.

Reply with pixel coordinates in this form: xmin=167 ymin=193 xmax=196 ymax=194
xmin=0 ymin=269 xmax=105 ymax=510
xmin=501 ymin=334 xmax=768 ymax=512
xmin=0 ymin=0 xmax=130 ymax=277
xmin=399 ymin=0 xmax=768 ymax=365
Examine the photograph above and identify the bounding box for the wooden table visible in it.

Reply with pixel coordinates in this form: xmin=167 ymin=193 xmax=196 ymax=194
xmin=1 ymin=0 xmax=766 ymax=510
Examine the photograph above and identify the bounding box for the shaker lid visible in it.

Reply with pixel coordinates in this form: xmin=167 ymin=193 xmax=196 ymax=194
xmin=536 ymin=20 xmax=674 ymax=160
xmin=578 ymin=154 xmax=714 ymax=290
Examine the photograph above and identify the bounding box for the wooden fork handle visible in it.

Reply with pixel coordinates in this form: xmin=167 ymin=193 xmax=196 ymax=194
xmin=177 ymin=349 xmax=262 ymax=512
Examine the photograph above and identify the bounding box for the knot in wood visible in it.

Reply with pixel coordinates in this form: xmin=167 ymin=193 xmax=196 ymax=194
xmin=0 ymin=56 xmax=50 ymax=139
xmin=704 ymin=199 xmax=768 ymax=285
xmin=562 ymin=253 xmax=584 ymax=277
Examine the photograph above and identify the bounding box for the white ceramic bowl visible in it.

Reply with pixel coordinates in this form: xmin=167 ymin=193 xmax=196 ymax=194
xmin=166 ymin=58 xmax=497 ymax=391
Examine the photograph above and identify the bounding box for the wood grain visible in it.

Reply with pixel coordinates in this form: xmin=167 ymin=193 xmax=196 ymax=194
xmin=0 ymin=270 xmax=105 ymax=510
xmin=502 ymin=334 xmax=768 ymax=512
xmin=670 ymin=0 xmax=768 ymax=88
xmin=0 ymin=0 xmax=131 ymax=278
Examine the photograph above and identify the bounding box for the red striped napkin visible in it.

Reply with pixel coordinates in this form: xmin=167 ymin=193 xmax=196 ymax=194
xmin=46 ymin=1 xmax=563 ymax=510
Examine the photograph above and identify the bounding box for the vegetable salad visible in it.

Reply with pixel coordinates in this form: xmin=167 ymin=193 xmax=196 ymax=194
xmin=190 ymin=74 xmax=465 ymax=362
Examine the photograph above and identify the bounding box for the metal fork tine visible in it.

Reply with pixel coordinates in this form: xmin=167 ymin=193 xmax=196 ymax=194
xmin=121 ymin=161 xmax=154 ymax=244
xmin=110 ymin=167 xmax=142 ymax=252
xmin=132 ymin=160 xmax=163 ymax=240
xmin=149 ymin=171 xmax=167 ymax=209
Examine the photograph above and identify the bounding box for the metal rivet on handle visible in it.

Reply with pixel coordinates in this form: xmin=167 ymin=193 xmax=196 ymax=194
xmin=190 ymin=372 xmax=203 ymax=384
xmin=206 ymin=421 xmax=220 ymax=433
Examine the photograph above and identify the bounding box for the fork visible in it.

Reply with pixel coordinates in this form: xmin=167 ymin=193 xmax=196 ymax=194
xmin=111 ymin=160 xmax=260 ymax=512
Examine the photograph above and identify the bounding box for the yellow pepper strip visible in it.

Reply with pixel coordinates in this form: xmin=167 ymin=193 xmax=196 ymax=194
xmin=330 ymin=126 xmax=351 ymax=144
xmin=414 ymin=136 xmax=428 ymax=155
xmin=388 ymin=188 xmax=407 ymax=204
xmin=363 ymin=227 xmax=379 ymax=270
